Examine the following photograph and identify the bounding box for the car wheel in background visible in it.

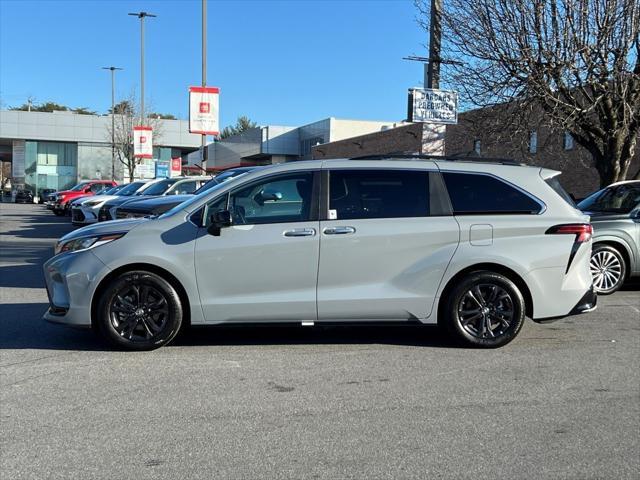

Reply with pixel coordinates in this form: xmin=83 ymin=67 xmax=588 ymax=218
xmin=590 ymin=244 xmax=627 ymax=295
xmin=96 ymin=271 xmax=183 ymax=351
xmin=445 ymin=271 xmax=526 ymax=348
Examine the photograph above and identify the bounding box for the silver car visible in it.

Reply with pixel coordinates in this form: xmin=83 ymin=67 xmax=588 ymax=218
xmin=578 ymin=180 xmax=640 ymax=294
xmin=43 ymin=157 xmax=596 ymax=350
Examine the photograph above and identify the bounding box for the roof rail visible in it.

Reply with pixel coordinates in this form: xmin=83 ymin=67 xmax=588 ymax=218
xmin=349 ymin=153 xmax=527 ymax=166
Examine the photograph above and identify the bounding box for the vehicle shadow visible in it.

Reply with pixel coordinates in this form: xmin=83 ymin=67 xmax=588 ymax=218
xmin=172 ymin=324 xmax=457 ymax=349
xmin=0 ymin=302 xmax=456 ymax=351
xmin=0 ymin=302 xmax=107 ymax=351
xmin=0 ymin=244 xmax=54 ymax=289
xmin=620 ymin=278 xmax=640 ymax=291
xmin=0 ymin=209 xmax=76 ymax=240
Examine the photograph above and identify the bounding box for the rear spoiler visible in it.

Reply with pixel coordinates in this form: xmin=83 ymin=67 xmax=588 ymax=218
xmin=539 ymin=168 xmax=562 ymax=180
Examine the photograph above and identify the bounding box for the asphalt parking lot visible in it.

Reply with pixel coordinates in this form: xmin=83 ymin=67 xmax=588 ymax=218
xmin=1 ymin=202 xmax=638 ymax=480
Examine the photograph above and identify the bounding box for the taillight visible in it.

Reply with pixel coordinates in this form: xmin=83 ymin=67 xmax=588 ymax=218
xmin=546 ymin=224 xmax=592 ymax=243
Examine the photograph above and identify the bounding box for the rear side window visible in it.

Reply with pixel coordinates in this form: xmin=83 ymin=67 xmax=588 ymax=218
xmin=173 ymin=181 xmax=197 ymax=195
xmin=545 ymin=176 xmax=576 ymax=207
xmin=329 ymin=170 xmax=429 ymax=220
xmin=442 ymin=172 xmax=542 ymax=215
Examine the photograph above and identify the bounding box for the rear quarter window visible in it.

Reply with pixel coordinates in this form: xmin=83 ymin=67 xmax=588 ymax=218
xmin=442 ymin=172 xmax=543 ymax=215
xmin=545 ymin=176 xmax=576 ymax=207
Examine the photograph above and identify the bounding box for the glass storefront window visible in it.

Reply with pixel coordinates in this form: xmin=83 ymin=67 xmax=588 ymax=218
xmin=37 ymin=142 xmax=77 ymax=166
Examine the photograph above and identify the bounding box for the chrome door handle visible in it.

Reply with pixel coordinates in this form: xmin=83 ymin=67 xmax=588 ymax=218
xmin=283 ymin=228 xmax=316 ymax=237
xmin=323 ymin=226 xmax=356 ymax=235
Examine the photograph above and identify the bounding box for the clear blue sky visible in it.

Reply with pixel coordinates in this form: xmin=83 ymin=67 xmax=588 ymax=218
xmin=0 ymin=0 xmax=429 ymax=128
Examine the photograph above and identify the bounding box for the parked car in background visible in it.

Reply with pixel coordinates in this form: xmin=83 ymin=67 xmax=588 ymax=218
xmin=98 ymin=176 xmax=210 ymax=221
xmin=71 ymin=181 xmax=148 ymax=226
xmin=578 ymin=180 xmax=640 ymax=294
xmin=114 ymin=168 xmax=258 ymax=219
xmin=38 ymin=188 xmax=57 ymax=204
xmin=45 ymin=157 xmax=596 ymax=351
xmin=52 ymin=180 xmax=117 ymax=216
xmin=114 ymin=194 xmax=193 ymax=219
xmin=14 ymin=189 xmax=34 ymax=204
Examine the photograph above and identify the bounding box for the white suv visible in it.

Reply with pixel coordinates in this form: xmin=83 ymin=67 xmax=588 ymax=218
xmin=44 ymin=157 xmax=596 ymax=350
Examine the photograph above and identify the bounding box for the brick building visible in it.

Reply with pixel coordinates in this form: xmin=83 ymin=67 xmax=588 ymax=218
xmin=312 ymin=107 xmax=640 ymax=198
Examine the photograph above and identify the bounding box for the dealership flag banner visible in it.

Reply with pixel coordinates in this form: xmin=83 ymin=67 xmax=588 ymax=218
xmin=189 ymin=86 xmax=220 ymax=135
xmin=133 ymin=126 xmax=153 ymax=159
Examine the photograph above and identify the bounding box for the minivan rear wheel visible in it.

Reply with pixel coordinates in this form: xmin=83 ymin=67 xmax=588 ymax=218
xmin=96 ymin=271 xmax=183 ymax=351
xmin=445 ymin=271 xmax=526 ymax=348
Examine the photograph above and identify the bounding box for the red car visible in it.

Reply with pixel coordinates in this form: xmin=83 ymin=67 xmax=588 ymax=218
xmin=52 ymin=180 xmax=117 ymax=216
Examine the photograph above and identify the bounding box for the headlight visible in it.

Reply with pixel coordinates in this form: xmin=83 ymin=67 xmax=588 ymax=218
xmin=54 ymin=233 xmax=125 ymax=255
xmin=83 ymin=200 xmax=102 ymax=207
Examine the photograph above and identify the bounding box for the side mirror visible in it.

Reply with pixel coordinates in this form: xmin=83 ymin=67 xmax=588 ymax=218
xmin=207 ymin=210 xmax=233 ymax=236
xmin=254 ymin=189 xmax=283 ymax=206
xmin=84 ymin=187 xmax=92 ymax=193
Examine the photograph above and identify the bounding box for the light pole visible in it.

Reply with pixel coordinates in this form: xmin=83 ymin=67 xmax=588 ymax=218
xmin=201 ymin=0 xmax=208 ymax=169
xmin=128 ymin=11 xmax=156 ymax=124
xmin=102 ymin=66 xmax=123 ymax=181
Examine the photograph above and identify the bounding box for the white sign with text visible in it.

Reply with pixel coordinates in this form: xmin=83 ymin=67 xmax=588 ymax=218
xmin=410 ymin=88 xmax=458 ymax=124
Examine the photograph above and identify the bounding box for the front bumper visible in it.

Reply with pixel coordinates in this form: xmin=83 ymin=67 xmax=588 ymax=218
xmin=98 ymin=206 xmax=113 ymax=222
xmin=43 ymin=249 xmax=111 ymax=327
xmin=52 ymin=201 xmax=67 ymax=212
xmin=71 ymin=206 xmax=98 ymax=225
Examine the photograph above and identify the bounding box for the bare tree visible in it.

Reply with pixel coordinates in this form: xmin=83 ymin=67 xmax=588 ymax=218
xmin=417 ymin=0 xmax=640 ymax=186
xmin=106 ymin=94 xmax=163 ymax=182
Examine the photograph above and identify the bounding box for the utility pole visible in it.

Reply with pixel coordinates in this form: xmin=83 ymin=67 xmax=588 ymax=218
xmin=426 ymin=0 xmax=442 ymax=89
xmin=201 ymin=0 xmax=208 ymax=170
xmin=128 ymin=11 xmax=156 ymax=124
xmin=403 ymin=0 xmax=444 ymax=89
xmin=102 ymin=66 xmax=123 ymax=181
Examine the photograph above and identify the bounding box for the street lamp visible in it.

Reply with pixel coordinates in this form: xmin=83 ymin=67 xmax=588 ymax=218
xmin=102 ymin=66 xmax=123 ymax=181
xmin=128 ymin=11 xmax=156 ymax=124
xmin=201 ymin=0 xmax=208 ymax=169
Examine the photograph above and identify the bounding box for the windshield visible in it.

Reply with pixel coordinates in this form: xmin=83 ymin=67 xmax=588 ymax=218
xmin=578 ymin=183 xmax=640 ymax=214
xmin=102 ymin=184 xmax=126 ymax=195
xmin=141 ymin=179 xmax=175 ymax=196
xmin=117 ymin=182 xmax=146 ymax=196
xmin=70 ymin=182 xmax=91 ymax=192
xmin=194 ymin=170 xmax=252 ymax=195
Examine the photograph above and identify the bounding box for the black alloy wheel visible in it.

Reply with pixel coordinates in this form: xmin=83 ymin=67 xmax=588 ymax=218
xmin=445 ymin=271 xmax=526 ymax=348
xmin=97 ymin=271 xmax=183 ymax=350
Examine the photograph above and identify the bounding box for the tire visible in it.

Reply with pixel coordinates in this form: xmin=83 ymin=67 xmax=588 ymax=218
xmin=590 ymin=244 xmax=627 ymax=295
xmin=444 ymin=271 xmax=526 ymax=348
xmin=53 ymin=209 xmax=64 ymax=216
xmin=96 ymin=271 xmax=183 ymax=351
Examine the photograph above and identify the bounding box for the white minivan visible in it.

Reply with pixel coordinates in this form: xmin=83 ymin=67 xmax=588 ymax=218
xmin=44 ymin=157 xmax=596 ymax=350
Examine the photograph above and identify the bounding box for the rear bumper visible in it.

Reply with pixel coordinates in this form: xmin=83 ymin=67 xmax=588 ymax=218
xmin=533 ymin=286 xmax=597 ymax=324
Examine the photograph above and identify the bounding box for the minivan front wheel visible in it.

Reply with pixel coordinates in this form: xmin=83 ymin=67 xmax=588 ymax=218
xmin=97 ymin=271 xmax=183 ymax=351
xmin=590 ymin=244 xmax=626 ymax=295
xmin=445 ymin=271 xmax=525 ymax=348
